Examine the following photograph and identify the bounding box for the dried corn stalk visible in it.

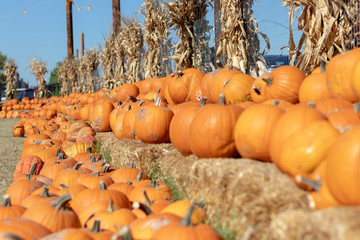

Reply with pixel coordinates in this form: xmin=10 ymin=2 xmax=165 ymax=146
xmin=67 ymin=57 xmax=79 ymax=93
xmin=3 ymin=59 xmax=17 ymax=100
xmin=165 ymin=0 xmax=212 ymax=71
xmin=114 ymin=28 xmax=126 ymax=86
xmin=139 ymin=0 xmax=170 ymax=78
xmin=118 ymin=16 xmax=143 ymax=83
xmin=29 ymin=58 xmax=48 ymax=100
xmin=58 ymin=59 xmax=69 ymax=96
xmin=217 ymin=0 xmax=269 ymax=77
xmin=84 ymin=48 xmax=100 ymax=93
xmin=282 ymin=0 xmax=355 ymax=74
xmin=78 ymin=55 xmax=86 ymax=93
xmin=100 ymin=33 xmax=116 ymax=90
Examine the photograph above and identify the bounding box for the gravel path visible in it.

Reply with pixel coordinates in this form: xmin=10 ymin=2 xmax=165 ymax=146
xmin=0 ymin=118 xmax=24 ymax=196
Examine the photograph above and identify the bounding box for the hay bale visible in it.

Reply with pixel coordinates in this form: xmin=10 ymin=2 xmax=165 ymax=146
xmin=187 ymin=159 xmax=310 ymax=239
xmin=96 ymin=132 xmax=311 ymax=239
xmin=270 ymin=207 xmax=360 ymax=240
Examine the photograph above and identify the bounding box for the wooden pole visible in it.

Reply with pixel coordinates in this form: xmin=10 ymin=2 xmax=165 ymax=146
xmin=80 ymin=32 xmax=85 ymax=58
xmin=113 ymin=0 xmax=121 ymax=34
xmin=214 ymin=0 xmax=221 ymax=60
xmin=66 ymin=0 xmax=74 ymax=59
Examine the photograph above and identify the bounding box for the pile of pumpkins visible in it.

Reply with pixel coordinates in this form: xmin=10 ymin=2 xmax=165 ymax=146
xmin=3 ymin=112 xmax=223 ymax=239
xmin=5 ymin=47 xmax=360 ymax=219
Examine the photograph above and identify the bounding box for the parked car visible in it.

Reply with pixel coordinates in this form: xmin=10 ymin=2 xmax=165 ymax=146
xmin=264 ymin=55 xmax=292 ymax=72
xmin=0 ymin=88 xmax=36 ymax=102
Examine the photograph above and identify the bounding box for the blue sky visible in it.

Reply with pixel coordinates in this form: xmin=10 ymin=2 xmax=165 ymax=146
xmin=0 ymin=0 xmax=301 ymax=87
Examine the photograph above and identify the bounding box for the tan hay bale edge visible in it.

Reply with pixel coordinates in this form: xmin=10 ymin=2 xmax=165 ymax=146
xmin=96 ymin=132 xmax=311 ymax=239
xmin=270 ymin=207 xmax=360 ymax=240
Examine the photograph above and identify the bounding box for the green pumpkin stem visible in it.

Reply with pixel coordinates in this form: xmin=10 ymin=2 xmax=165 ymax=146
xmin=273 ymin=100 xmax=280 ymax=106
xmin=90 ymin=219 xmax=101 ymax=233
xmin=99 ymin=181 xmax=107 ymax=190
xmin=2 ymin=195 xmax=11 ymax=207
xmin=135 ymin=172 xmax=143 ymax=181
xmin=307 ymin=102 xmax=316 ymax=108
xmin=41 ymin=186 xmax=50 ymax=198
xmin=57 ymin=153 xmax=64 ymax=160
xmin=218 ymin=93 xmax=226 ymax=105
xmin=73 ymin=162 xmax=83 ymax=170
xmin=1 ymin=233 xmax=24 ymax=240
xmin=353 ymin=102 xmax=360 ymax=113
xmin=90 ymin=171 xmax=100 ymax=177
xmin=295 ymin=175 xmax=322 ymax=192
xmin=262 ymin=77 xmax=273 ymax=86
xmin=132 ymin=201 xmax=153 ymax=216
xmin=143 ymin=189 xmax=153 ymax=207
xmin=129 ymin=162 xmax=136 ymax=168
xmin=27 ymin=162 xmax=37 ymax=179
xmin=59 ymin=184 xmax=69 ymax=189
xmin=223 ymin=79 xmax=230 ymax=87
xmin=199 ymin=97 xmax=207 ymax=106
xmin=180 ymin=204 xmax=196 ymax=226
xmin=320 ymin=60 xmax=326 ymax=73
xmin=106 ymin=199 xmax=115 ymax=213
xmin=86 ymin=146 xmax=92 ymax=153
xmin=150 ymin=180 xmax=159 ymax=188
xmin=155 ymin=97 xmax=162 ymax=107
xmin=117 ymin=226 xmax=134 ymax=240
xmin=56 ymin=145 xmax=62 ymax=156
xmin=50 ymin=193 xmax=72 ymax=210
xmin=101 ymin=164 xmax=112 ymax=173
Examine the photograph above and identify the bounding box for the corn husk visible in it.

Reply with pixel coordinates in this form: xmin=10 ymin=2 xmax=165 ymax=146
xmin=100 ymin=32 xmax=116 ymax=90
xmin=282 ymin=0 xmax=355 ymax=74
xmin=118 ymin=16 xmax=144 ymax=83
xmin=139 ymin=0 xmax=170 ymax=78
xmin=3 ymin=59 xmax=17 ymax=100
xmin=114 ymin=28 xmax=126 ymax=86
xmin=67 ymin=57 xmax=79 ymax=93
xmin=58 ymin=59 xmax=69 ymax=97
xmin=165 ymin=0 xmax=212 ymax=71
xmin=29 ymin=58 xmax=47 ymax=100
xmin=216 ymin=0 xmax=269 ymax=77
xmin=83 ymin=48 xmax=100 ymax=93
xmin=78 ymin=55 xmax=87 ymax=93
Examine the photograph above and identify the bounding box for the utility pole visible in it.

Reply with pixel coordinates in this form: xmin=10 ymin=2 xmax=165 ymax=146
xmin=113 ymin=0 xmax=121 ymax=34
xmin=80 ymin=32 xmax=85 ymax=58
xmin=66 ymin=0 xmax=74 ymax=59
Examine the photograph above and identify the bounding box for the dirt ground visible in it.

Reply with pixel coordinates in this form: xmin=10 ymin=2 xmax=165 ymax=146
xmin=0 ymin=118 xmax=24 ymax=196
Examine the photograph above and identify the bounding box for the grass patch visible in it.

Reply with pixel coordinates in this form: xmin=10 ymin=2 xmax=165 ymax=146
xmin=93 ymin=141 xmax=112 ymax=164
xmin=211 ymin=219 xmax=238 ymax=240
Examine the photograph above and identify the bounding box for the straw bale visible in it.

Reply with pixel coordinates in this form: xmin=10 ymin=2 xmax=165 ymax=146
xmin=269 ymin=207 xmax=360 ymax=240
xmin=96 ymin=132 xmax=311 ymax=239
xmin=187 ymin=158 xmax=310 ymax=239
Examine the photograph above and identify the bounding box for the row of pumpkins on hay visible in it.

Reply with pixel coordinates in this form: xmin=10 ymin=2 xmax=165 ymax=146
xmin=4 ymin=47 xmax=360 ymax=211
xmin=2 ymin=115 xmax=223 ymax=239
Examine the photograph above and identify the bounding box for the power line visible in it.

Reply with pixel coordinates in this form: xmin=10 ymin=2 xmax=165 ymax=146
xmin=0 ymin=0 xmax=55 ymax=19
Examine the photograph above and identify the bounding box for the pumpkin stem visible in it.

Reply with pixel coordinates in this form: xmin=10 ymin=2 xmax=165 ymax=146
xmin=26 ymin=162 xmax=37 ymax=179
xmin=57 ymin=153 xmax=64 ymax=160
xmin=106 ymin=199 xmax=115 ymax=213
xmin=50 ymin=193 xmax=72 ymax=210
xmin=132 ymin=201 xmax=153 ymax=216
xmin=295 ymin=175 xmax=322 ymax=192
xmin=1 ymin=233 xmax=24 ymax=240
xmin=99 ymin=181 xmax=107 ymax=190
xmin=150 ymin=180 xmax=159 ymax=188
xmin=90 ymin=219 xmax=101 ymax=233
xmin=339 ymin=125 xmax=353 ymax=134
xmin=216 ymin=60 xmax=224 ymax=68
xmin=143 ymin=189 xmax=153 ymax=206
xmin=307 ymin=102 xmax=316 ymax=108
xmin=272 ymin=100 xmax=280 ymax=106
xmin=253 ymin=86 xmax=261 ymax=95
xmin=115 ymin=226 xmax=134 ymax=240
xmin=218 ymin=93 xmax=226 ymax=105
xmin=155 ymin=97 xmax=162 ymax=107
xmin=262 ymin=77 xmax=273 ymax=86
xmin=319 ymin=59 xmax=326 ymax=73
xmin=90 ymin=171 xmax=100 ymax=177
xmin=199 ymin=97 xmax=207 ymax=106
xmin=56 ymin=145 xmax=62 ymax=156
xmin=72 ymin=162 xmax=83 ymax=170
xmin=101 ymin=164 xmax=112 ymax=173
xmin=59 ymin=184 xmax=69 ymax=189
xmin=127 ymin=180 xmax=133 ymax=185
xmin=86 ymin=146 xmax=92 ymax=153
xmin=129 ymin=162 xmax=136 ymax=168
xmin=223 ymin=80 xmax=230 ymax=87
xmin=2 ymin=195 xmax=11 ymax=207
xmin=41 ymin=185 xmax=50 ymax=198
xmin=36 ymin=128 xmax=40 ymax=134
xmin=180 ymin=204 xmax=196 ymax=226
xmin=353 ymin=102 xmax=360 ymax=113
xmin=135 ymin=172 xmax=143 ymax=181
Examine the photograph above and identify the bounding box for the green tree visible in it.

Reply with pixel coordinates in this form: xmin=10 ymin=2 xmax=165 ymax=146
xmin=0 ymin=51 xmax=7 ymax=85
xmin=49 ymin=61 xmax=62 ymax=84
